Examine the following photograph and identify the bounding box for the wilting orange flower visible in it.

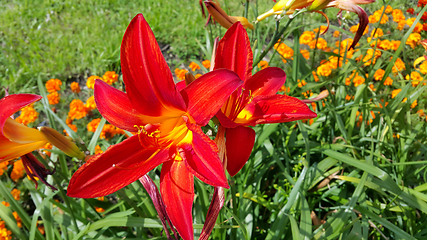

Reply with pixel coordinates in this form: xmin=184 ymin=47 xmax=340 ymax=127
xmin=68 ymin=99 xmax=88 ymax=120
xmin=10 ymin=160 xmax=25 ymax=181
xmin=70 ymin=82 xmax=81 ymax=93
xmin=202 ymin=60 xmax=211 ymax=69
xmin=47 ymin=91 xmax=60 ymax=105
xmin=45 ymin=79 xmax=62 ymax=93
xmin=189 ymin=62 xmax=201 ymax=71
xmin=103 ymin=71 xmax=119 ymax=85
xmin=15 ymin=105 xmax=39 ymax=126
xmin=85 ymin=96 xmax=97 ymax=111
xmin=87 ymin=76 xmax=102 ymax=89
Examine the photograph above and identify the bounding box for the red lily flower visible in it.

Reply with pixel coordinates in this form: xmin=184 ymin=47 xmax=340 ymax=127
xmin=214 ymin=22 xmax=317 ymax=176
xmin=67 ymin=14 xmax=243 ymax=240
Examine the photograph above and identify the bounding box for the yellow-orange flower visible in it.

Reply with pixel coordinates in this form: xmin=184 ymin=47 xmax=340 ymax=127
xmin=0 ymin=219 xmax=12 ymax=239
xmin=70 ymin=82 xmax=81 ymax=93
xmin=312 ymin=71 xmax=319 ymax=82
xmin=308 ymin=38 xmax=328 ymax=50
xmin=15 ymin=105 xmax=38 ymax=126
xmin=419 ymin=61 xmax=427 ymax=74
xmin=41 ymin=142 xmax=53 ymax=157
xmin=95 ymin=145 xmax=103 ymax=154
xmin=333 ymin=31 xmax=340 ymax=38
xmin=0 ymin=161 xmax=8 ymax=176
xmin=12 ymin=212 xmax=22 ymax=228
xmin=392 ymin=58 xmax=406 ymax=73
xmin=353 ymin=75 xmax=365 ymax=87
xmin=45 ymin=79 xmax=62 ymax=93
xmin=411 ymin=100 xmax=418 ymax=108
xmin=87 ymin=76 xmax=102 ymax=89
xmin=100 ymin=124 xmax=117 ymax=140
xmin=300 ymin=49 xmax=310 ymax=60
xmin=390 ymin=40 xmax=401 ymax=51
xmin=384 ymin=77 xmax=393 ymax=86
xmin=189 ymin=62 xmax=200 ymax=71
xmin=47 ymin=91 xmax=60 ymax=105
xmin=406 ymin=71 xmax=423 ymax=87
xmin=85 ymin=96 xmax=97 ymax=111
xmin=68 ymin=99 xmax=88 ymax=120
xmin=374 ymin=69 xmax=385 ymax=81
xmin=407 ymin=18 xmax=423 ymax=33
xmin=102 ymin=71 xmax=119 ymax=85
xmin=274 ymin=42 xmax=294 ymax=59
xmin=297 ymin=79 xmax=307 ymax=88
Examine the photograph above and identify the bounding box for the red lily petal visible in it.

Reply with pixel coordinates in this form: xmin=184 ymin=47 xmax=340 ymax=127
xmin=244 ymin=67 xmax=286 ymax=98
xmin=0 ymin=94 xmax=42 ymax=135
xmin=67 ymin=135 xmax=169 ymax=198
xmin=121 ymin=14 xmax=186 ymax=116
xmin=180 ymin=69 xmax=242 ymax=126
xmin=216 ymin=110 xmax=241 ymax=128
xmin=161 ymin=160 xmax=194 ymax=240
xmin=180 ymin=123 xmax=228 ymax=188
xmin=214 ymin=22 xmax=253 ymax=81
xmin=237 ymin=95 xmax=317 ymax=126
xmin=226 ymin=126 xmax=255 ymax=176
xmin=94 ymin=80 xmax=145 ymax=132
xmin=176 ymin=80 xmax=186 ymax=92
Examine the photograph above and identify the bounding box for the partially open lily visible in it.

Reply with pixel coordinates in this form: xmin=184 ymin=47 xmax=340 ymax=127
xmin=204 ymin=0 xmax=254 ymax=30
xmin=67 ymin=14 xmax=242 ymax=240
xmin=258 ymin=0 xmax=375 ymax=49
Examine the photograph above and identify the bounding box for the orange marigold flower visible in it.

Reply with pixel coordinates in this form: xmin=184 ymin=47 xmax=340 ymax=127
xmin=47 ymin=91 xmax=60 ymax=105
xmin=297 ymin=79 xmax=307 ymax=88
xmin=312 ymin=71 xmax=319 ymax=82
xmin=391 ymin=89 xmax=402 ymax=98
xmin=411 ymin=100 xmax=418 ymax=108
xmin=87 ymin=118 xmax=101 ymax=132
xmin=406 ymin=33 xmax=421 ymax=49
xmin=70 ymin=82 xmax=81 ymax=93
xmin=100 ymin=124 xmax=117 ymax=140
xmin=15 ymin=105 xmax=39 ymax=126
xmin=195 ymin=74 xmax=202 ymax=79
xmin=102 ymin=71 xmax=119 ymax=85
xmin=392 ymin=58 xmax=406 ymax=73
xmin=418 ymin=109 xmax=425 ymax=117
xmin=350 ymin=24 xmax=369 ymax=35
xmin=345 ymin=95 xmax=353 ymax=101
xmin=353 ymin=75 xmax=365 ymax=87
xmin=95 ymin=207 xmax=105 ymax=213
xmin=317 ymin=63 xmax=332 ymax=77
xmin=85 ymin=96 xmax=97 ymax=111
xmin=369 ymin=84 xmax=376 ymax=91
xmin=279 ymin=85 xmax=290 ymax=93
xmin=392 ymin=9 xmax=405 ymax=23
xmin=202 ymin=60 xmax=211 ymax=69
xmin=313 ymin=26 xmax=328 ymax=34
xmin=407 ymin=18 xmax=423 ymax=33
xmin=390 ymin=40 xmax=401 ymax=51
xmin=300 ymin=31 xmax=315 ymax=45
xmin=333 ymin=31 xmax=340 ymax=37
xmin=11 ymin=189 xmax=20 ymax=201
xmin=381 ymin=5 xmax=393 ymax=14
xmin=374 ymin=69 xmax=385 ymax=81
xmin=2 ymin=201 xmax=10 ymax=207
xmin=87 ymin=76 xmax=102 ymax=89
xmin=45 ymin=79 xmax=62 ymax=93
xmin=68 ymin=99 xmax=88 ymax=120
xmin=189 ymin=62 xmax=201 ymax=71
xmin=300 ymin=49 xmax=310 ymax=59
xmin=41 ymin=143 xmax=53 ymax=157
xmin=308 ymin=38 xmax=327 ymax=50
xmin=63 ymin=124 xmax=77 ymax=136
xmin=419 ymin=61 xmax=427 ymax=74
xmin=257 ymin=60 xmax=269 ymax=70
xmin=95 ymin=145 xmax=104 ymax=154
xmin=406 ymin=72 xmax=422 ymax=87
xmin=274 ymin=42 xmax=294 ymax=59
xmin=384 ymin=77 xmax=393 ymax=86
xmin=174 ymin=68 xmax=188 ymax=81
xmin=10 ymin=160 xmax=25 ymax=182
xmin=0 ymin=161 xmax=8 ymax=176
xmin=378 ymin=39 xmax=391 ymax=51
xmin=13 ymin=212 xmax=22 ymax=228
xmin=66 ymin=117 xmax=73 ymax=125
xmin=97 ymin=196 xmax=105 ymax=201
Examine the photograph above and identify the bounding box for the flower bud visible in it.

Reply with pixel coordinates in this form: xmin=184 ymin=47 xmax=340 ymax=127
xmin=39 ymin=126 xmax=85 ymax=159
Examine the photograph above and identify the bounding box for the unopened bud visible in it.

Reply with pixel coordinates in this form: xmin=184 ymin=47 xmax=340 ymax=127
xmin=39 ymin=126 xmax=85 ymax=159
